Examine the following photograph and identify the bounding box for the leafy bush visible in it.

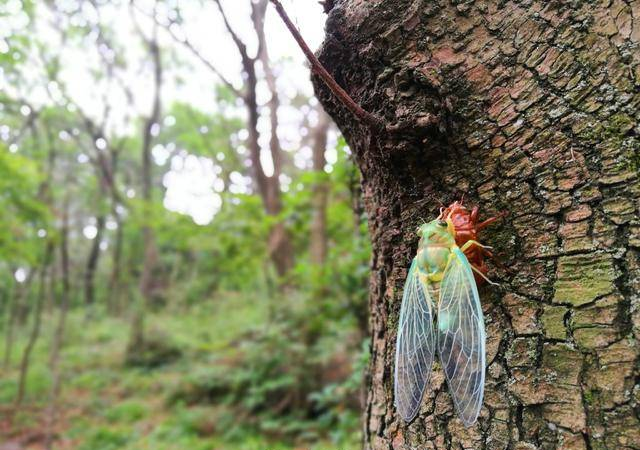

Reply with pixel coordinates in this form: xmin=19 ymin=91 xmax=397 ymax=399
xmin=78 ymin=428 xmax=131 ymax=450
xmin=125 ymin=328 xmax=182 ymax=368
xmin=167 ymin=294 xmax=368 ymax=447
xmin=104 ymin=400 xmax=149 ymax=423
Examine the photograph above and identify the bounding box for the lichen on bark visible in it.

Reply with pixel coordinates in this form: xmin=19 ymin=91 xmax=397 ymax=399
xmin=313 ymin=1 xmax=640 ymax=449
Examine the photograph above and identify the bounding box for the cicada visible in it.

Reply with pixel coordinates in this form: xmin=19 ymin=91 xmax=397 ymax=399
xmin=394 ymin=203 xmax=499 ymax=426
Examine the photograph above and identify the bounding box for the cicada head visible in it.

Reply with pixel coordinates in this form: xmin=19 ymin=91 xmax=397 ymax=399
xmin=418 ymin=219 xmax=456 ymax=246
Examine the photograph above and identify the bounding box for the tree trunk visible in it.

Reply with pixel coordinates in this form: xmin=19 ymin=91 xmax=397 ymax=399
xmin=310 ymin=107 xmax=331 ymax=267
xmin=139 ymin=35 xmax=161 ymax=307
xmin=84 ymin=213 xmax=105 ymax=309
xmin=45 ymin=197 xmax=71 ymax=449
xmin=253 ymin=0 xmax=295 ymax=277
xmin=15 ymin=247 xmax=52 ymax=409
xmin=314 ymin=1 xmax=640 ymax=449
xmin=108 ymin=212 xmax=124 ymax=315
xmin=128 ymin=20 xmax=163 ymax=359
xmin=3 ymin=269 xmax=36 ymax=369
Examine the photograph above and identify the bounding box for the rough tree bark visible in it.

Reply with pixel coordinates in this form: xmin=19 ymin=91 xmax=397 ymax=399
xmin=313 ymin=1 xmax=640 ymax=449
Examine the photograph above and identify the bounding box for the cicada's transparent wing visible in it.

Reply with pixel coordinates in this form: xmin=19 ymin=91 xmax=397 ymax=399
xmin=394 ymin=258 xmax=436 ymax=422
xmin=437 ymin=247 xmax=486 ymax=427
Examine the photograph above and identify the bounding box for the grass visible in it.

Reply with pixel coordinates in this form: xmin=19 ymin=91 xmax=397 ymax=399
xmin=0 ymin=293 xmax=361 ymax=450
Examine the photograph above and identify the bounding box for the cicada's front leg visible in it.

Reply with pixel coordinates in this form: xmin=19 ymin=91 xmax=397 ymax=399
xmin=459 ymin=240 xmax=498 ymax=286
xmin=476 ymin=211 xmax=508 ymax=231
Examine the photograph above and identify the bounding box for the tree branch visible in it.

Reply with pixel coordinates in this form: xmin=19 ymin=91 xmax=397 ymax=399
xmin=268 ymin=0 xmax=383 ymax=130
xmin=165 ymin=21 xmax=243 ymax=98
xmin=133 ymin=2 xmax=243 ymax=98
xmin=252 ymin=0 xmax=283 ymax=179
xmin=213 ymin=0 xmax=253 ymax=64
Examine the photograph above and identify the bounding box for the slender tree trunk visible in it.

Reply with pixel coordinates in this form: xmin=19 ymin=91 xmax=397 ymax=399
xmin=314 ymin=1 xmax=640 ymax=448
xmin=252 ymin=0 xmax=295 ymax=277
xmin=310 ymin=107 xmax=331 ymax=267
xmin=138 ymin=35 xmax=162 ymax=306
xmin=243 ymin=48 xmax=292 ymax=277
xmin=45 ymin=198 xmax=71 ymax=449
xmin=108 ymin=212 xmax=124 ymax=315
xmin=167 ymin=1 xmax=294 ymax=277
xmin=0 ymin=278 xmax=14 ymax=340
xmin=15 ymin=247 xmax=52 ymax=408
xmin=84 ymin=213 xmax=106 ymax=309
xmin=3 ymin=269 xmax=36 ymax=369
xmin=2 ymin=277 xmax=16 ymax=369
xmin=128 ymin=18 xmax=163 ymax=358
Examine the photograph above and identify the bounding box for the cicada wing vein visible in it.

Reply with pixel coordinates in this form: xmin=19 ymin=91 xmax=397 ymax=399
xmin=394 ymin=258 xmax=436 ymax=422
xmin=437 ymin=247 xmax=486 ymax=427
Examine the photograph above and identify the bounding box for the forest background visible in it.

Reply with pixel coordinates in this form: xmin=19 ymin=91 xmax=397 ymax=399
xmin=0 ymin=1 xmax=370 ymax=449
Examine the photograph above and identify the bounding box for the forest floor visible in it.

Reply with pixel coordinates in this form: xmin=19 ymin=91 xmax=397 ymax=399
xmin=0 ymin=294 xmax=360 ymax=450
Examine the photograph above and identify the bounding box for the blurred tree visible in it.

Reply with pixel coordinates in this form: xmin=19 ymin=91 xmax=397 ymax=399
xmin=158 ymin=0 xmax=296 ymax=277
xmin=310 ymin=107 xmax=331 ymax=268
xmin=127 ymin=1 xmax=164 ymax=361
xmin=0 ymin=146 xmax=46 ymax=369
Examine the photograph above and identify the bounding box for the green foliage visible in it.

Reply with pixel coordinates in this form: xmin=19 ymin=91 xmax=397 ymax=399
xmin=0 ymin=147 xmax=49 ymax=263
xmin=124 ymin=328 xmax=183 ymax=368
xmin=160 ymin=102 xmax=243 ymax=164
xmin=0 ymin=3 xmax=372 ymax=448
xmin=195 ymin=194 xmax=271 ymax=293
xmin=5 ymin=301 xmax=362 ymax=449
xmin=78 ymin=428 xmax=131 ymax=450
xmin=104 ymin=400 xmax=149 ymax=423
xmin=166 ymin=293 xmax=366 ymax=447
xmin=0 ymin=362 xmax=51 ymax=403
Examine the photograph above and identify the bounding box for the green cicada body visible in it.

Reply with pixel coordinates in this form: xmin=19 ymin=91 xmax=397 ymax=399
xmin=394 ymin=217 xmax=486 ymax=426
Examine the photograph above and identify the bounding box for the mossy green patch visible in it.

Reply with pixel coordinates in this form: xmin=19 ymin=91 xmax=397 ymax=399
xmin=541 ymin=343 xmax=582 ymax=385
xmin=601 ymin=197 xmax=636 ymax=224
xmin=506 ymin=337 xmax=539 ymax=367
xmin=553 ymin=253 xmax=616 ymax=306
xmin=541 ymin=305 xmax=567 ymax=340
xmin=573 ymin=326 xmax=618 ymax=349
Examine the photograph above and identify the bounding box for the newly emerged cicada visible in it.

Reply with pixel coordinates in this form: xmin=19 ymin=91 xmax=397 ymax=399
xmin=394 ymin=202 xmax=500 ymax=426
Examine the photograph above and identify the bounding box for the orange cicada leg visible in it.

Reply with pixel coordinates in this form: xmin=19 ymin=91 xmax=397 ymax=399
xmin=477 ymin=211 xmax=508 ymax=230
xmin=440 ymin=200 xmax=507 ymax=285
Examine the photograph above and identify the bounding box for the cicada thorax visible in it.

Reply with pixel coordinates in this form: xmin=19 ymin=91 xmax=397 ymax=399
xmin=415 ymin=251 xmax=444 ymax=300
xmin=416 ymin=220 xmax=455 ymax=269
xmin=417 ymin=245 xmax=449 ymax=277
xmin=414 ymin=220 xmax=457 ymax=299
